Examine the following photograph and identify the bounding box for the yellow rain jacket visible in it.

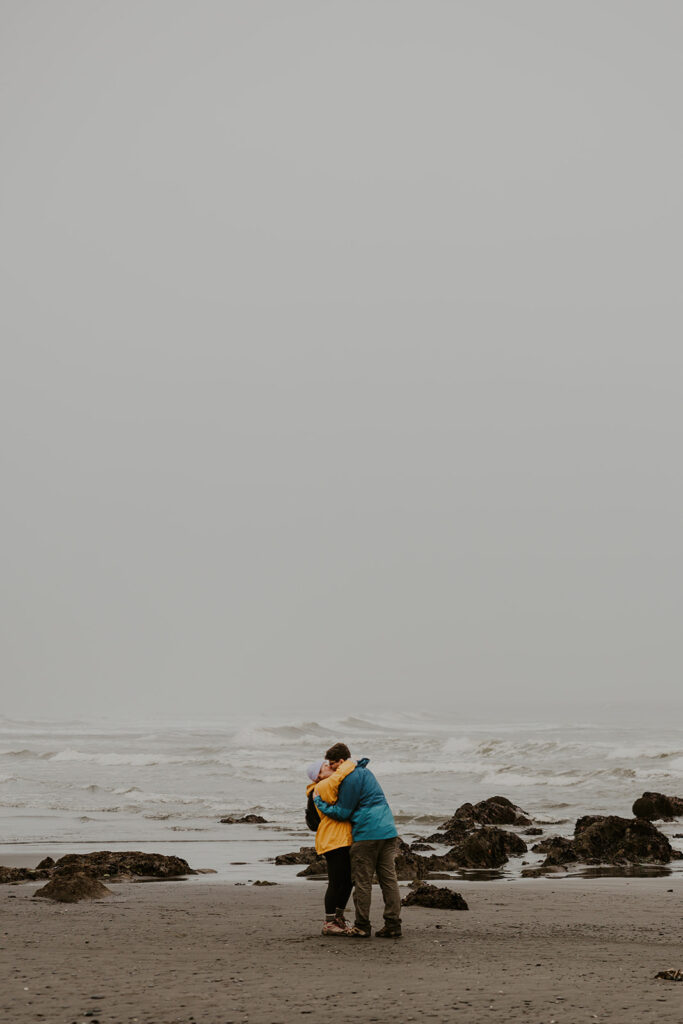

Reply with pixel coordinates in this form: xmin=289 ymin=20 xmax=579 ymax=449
xmin=306 ymin=759 xmax=356 ymax=855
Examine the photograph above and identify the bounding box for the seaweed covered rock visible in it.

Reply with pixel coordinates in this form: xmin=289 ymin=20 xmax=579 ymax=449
xmin=632 ymin=793 xmax=683 ymax=822
xmin=531 ymin=836 xmax=577 ymax=866
xmin=274 ymin=847 xmax=318 ymax=866
xmin=430 ymin=827 xmax=528 ymax=870
xmin=534 ymin=816 xmax=675 ymax=868
xmin=574 ymin=815 xmax=609 ymax=834
xmin=220 ymin=814 xmax=268 ymax=824
xmin=34 ymin=872 xmax=112 ymax=903
xmin=297 ymin=857 xmax=328 ymax=876
xmin=424 ymin=818 xmax=473 ymax=845
xmin=401 ymin=881 xmax=469 ymax=910
xmin=394 ymin=838 xmax=431 ymax=880
xmin=573 ymin=816 xmax=674 ymax=864
xmin=52 ymin=851 xmax=195 ymax=879
xmin=444 ymin=796 xmax=532 ymax=829
xmin=0 ymin=865 xmax=53 ymax=884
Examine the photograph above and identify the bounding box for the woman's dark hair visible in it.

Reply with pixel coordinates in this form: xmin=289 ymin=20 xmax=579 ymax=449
xmin=325 ymin=742 xmax=351 ymax=762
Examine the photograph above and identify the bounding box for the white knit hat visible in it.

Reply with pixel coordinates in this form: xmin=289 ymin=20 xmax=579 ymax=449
xmin=306 ymin=759 xmax=324 ymax=782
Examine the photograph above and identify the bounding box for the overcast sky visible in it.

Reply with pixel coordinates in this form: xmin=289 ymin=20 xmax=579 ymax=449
xmin=1 ymin=1 xmax=682 ymax=721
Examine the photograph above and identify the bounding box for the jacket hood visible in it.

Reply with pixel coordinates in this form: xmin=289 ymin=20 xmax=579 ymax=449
xmin=357 ymin=757 xmax=370 ymax=768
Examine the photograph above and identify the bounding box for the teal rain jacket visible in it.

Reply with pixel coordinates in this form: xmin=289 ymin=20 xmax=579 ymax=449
xmin=313 ymin=757 xmax=398 ymax=841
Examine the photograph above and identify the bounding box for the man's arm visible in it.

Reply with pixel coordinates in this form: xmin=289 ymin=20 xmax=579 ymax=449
xmin=314 ymin=770 xmax=362 ymax=821
xmin=313 ymin=759 xmax=356 ymax=805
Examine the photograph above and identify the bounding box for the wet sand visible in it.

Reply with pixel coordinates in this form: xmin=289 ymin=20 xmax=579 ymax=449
xmin=2 ymin=877 xmax=682 ymax=1023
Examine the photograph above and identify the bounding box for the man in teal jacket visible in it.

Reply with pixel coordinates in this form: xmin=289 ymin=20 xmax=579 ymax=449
xmin=313 ymin=742 xmax=402 ymax=938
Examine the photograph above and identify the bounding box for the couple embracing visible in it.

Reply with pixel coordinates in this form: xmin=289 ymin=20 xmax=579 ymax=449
xmin=305 ymin=741 xmax=402 ymax=938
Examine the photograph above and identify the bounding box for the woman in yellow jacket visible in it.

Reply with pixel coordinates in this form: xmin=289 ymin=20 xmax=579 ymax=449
xmin=305 ymin=757 xmax=356 ymax=935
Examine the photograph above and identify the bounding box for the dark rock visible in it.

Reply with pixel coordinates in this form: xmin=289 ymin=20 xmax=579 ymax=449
xmin=274 ymin=846 xmax=318 ymax=865
xmin=219 ymin=814 xmax=268 ymax=824
xmin=573 ymin=816 xmax=673 ymax=864
xmin=252 ymin=880 xmax=277 ymax=885
xmin=499 ymin=831 xmax=528 ymax=856
xmin=52 ymin=851 xmax=195 ymax=879
xmin=632 ymin=792 xmax=683 ymax=822
xmin=523 ymin=827 xmax=543 ymax=836
xmin=444 ymin=796 xmax=532 ymax=828
xmin=574 ymin=815 xmax=609 ymax=834
xmin=532 ymin=836 xmax=563 ymax=853
xmin=535 ymin=817 xmax=674 ymax=868
xmin=34 ymin=872 xmax=112 ymax=903
xmin=532 ymin=836 xmax=577 ymax=866
xmin=429 ymin=827 xmax=528 ymax=870
xmin=402 ymin=881 xmax=469 ymax=910
xmin=424 ymin=819 xmax=473 ymax=845
xmin=36 ymin=856 xmax=55 ymax=870
xmin=0 ymin=866 xmax=53 ymax=884
xmin=394 ymin=838 xmax=431 ymax=880
xmin=297 ymin=858 xmax=328 ymax=876
xmin=410 ymin=842 xmax=435 ymax=851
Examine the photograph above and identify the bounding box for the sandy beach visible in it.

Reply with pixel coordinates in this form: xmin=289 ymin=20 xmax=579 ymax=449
xmin=2 ymin=877 xmax=682 ymax=1023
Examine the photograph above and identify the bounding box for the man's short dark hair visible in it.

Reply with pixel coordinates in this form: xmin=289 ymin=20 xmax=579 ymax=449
xmin=325 ymin=742 xmax=351 ymax=762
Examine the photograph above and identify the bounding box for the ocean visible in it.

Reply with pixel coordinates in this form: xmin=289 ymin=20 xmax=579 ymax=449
xmin=2 ymin=711 xmax=682 ymax=882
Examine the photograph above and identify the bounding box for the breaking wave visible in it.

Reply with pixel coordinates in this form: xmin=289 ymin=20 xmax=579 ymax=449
xmin=3 ymin=712 xmax=683 ymax=848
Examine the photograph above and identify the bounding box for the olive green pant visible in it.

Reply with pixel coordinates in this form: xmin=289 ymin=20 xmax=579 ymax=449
xmin=350 ymin=837 xmax=402 ymax=931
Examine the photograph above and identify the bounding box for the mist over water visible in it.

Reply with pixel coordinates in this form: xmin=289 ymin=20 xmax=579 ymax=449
xmin=3 ymin=4 xmax=683 ymax=727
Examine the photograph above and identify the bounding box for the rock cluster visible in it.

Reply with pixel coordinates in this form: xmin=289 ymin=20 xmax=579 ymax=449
xmin=275 ymin=792 xmax=683 ymax=878
xmin=1 ymin=851 xmax=194 ymax=901
xmin=49 ymin=851 xmax=195 ymax=879
xmin=275 ymin=795 xmax=536 ymax=878
xmin=0 ymin=850 xmax=196 ymax=901
xmin=401 ymin=881 xmax=469 ymax=910
xmin=425 ymin=796 xmax=532 ymax=844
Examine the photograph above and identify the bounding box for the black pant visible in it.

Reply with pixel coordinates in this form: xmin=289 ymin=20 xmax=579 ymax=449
xmin=323 ymin=846 xmax=353 ymax=915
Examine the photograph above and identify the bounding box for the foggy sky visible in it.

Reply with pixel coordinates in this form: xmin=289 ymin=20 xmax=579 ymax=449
xmin=2 ymin=1 xmax=682 ymax=720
